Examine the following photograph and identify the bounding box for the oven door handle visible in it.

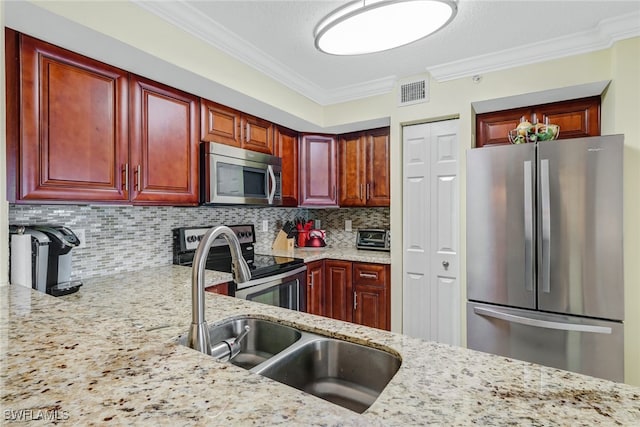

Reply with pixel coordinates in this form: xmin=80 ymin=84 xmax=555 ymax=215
xmin=235 ymin=265 xmax=308 ymax=291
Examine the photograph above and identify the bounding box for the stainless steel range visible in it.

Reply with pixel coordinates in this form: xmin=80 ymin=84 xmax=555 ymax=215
xmin=173 ymin=224 xmax=306 ymax=311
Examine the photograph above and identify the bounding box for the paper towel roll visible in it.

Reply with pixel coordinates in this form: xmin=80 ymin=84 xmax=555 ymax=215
xmin=10 ymin=234 xmax=32 ymax=288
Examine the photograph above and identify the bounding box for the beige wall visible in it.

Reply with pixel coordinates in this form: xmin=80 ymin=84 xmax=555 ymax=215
xmin=2 ymin=2 xmax=638 ymax=385
xmin=322 ymin=41 xmax=640 ymax=386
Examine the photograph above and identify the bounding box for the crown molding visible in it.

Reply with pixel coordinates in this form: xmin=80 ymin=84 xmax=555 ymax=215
xmin=132 ymin=0 xmax=395 ymax=105
xmin=428 ymin=11 xmax=640 ymax=82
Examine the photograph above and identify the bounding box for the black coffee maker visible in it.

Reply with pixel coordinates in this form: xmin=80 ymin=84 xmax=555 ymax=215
xmin=9 ymin=225 xmax=82 ymax=296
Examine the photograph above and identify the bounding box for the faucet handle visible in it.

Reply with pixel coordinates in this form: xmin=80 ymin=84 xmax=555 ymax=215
xmin=229 ymin=325 xmax=251 ymax=360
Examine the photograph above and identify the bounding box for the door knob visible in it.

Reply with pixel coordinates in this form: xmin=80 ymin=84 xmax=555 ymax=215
xmin=442 ymin=260 xmax=449 ymax=269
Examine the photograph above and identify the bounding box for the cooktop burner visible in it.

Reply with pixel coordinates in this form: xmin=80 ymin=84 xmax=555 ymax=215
xmin=173 ymin=225 xmax=304 ymax=281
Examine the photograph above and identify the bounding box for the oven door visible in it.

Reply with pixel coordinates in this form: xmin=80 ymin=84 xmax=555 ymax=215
xmin=234 ymin=266 xmax=307 ymax=311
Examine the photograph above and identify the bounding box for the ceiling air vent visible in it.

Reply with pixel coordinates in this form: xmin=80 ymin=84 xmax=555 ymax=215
xmin=399 ymin=78 xmax=428 ymax=106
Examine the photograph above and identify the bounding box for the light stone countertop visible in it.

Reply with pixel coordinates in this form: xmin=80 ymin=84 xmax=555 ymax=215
xmin=265 ymin=247 xmax=391 ymax=264
xmin=2 ymin=265 xmax=639 ymax=426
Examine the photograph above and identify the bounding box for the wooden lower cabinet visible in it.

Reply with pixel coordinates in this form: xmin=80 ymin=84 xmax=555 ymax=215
xmin=353 ymin=263 xmax=390 ymax=330
xmin=324 ymin=260 xmax=353 ymax=322
xmin=205 ymin=282 xmax=230 ymax=296
xmin=306 ymin=260 xmax=324 ymax=316
xmin=305 ymin=259 xmax=390 ymax=331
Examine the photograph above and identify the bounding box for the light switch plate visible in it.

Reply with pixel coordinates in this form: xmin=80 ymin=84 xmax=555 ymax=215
xmin=345 ymin=220 xmax=352 ymax=232
xmin=262 ymin=220 xmax=268 ymax=231
xmin=315 ymin=219 xmax=321 ymax=229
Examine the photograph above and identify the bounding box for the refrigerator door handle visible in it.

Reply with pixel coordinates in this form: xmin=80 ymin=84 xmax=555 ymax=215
xmin=540 ymin=159 xmax=551 ymax=293
xmin=523 ymin=161 xmax=533 ymax=292
xmin=473 ymin=306 xmax=612 ymax=334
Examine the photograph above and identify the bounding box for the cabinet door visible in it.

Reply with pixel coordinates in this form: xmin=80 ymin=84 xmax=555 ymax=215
xmin=242 ymin=115 xmax=273 ymax=154
xmin=299 ymin=135 xmax=338 ymax=206
xmin=205 ymin=282 xmax=230 ymax=296
xmin=129 ymin=76 xmax=199 ymax=205
xmin=365 ymin=128 xmax=391 ymax=206
xmin=535 ymin=97 xmax=600 ymax=140
xmin=353 ymin=284 xmax=389 ymax=330
xmin=324 ymin=260 xmax=353 ymax=322
xmin=17 ymin=34 xmax=129 ymax=202
xmin=475 ymin=107 xmax=531 ymax=148
xmin=353 ymin=263 xmax=390 ymax=330
xmin=306 ymin=261 xmax=324 ymax=316
xmin=200 ymin=99 xmax=241 ymax=147
xmin=338 ymin=134 xmax=366 ymax=206
xmin=274 ymin=126 xmax=299 ymax=207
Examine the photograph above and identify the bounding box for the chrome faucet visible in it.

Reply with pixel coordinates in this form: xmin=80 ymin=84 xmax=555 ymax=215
xmin=187 ymin=225 xmax=252 ymax=355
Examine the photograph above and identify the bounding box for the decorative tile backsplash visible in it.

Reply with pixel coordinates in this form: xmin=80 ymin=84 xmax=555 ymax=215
xmin=9 ymin=204 xmax=389 ymax=280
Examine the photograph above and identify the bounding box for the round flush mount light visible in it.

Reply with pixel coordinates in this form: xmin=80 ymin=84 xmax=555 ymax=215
xmin=314 ymin=0 xmax=458 ymax=55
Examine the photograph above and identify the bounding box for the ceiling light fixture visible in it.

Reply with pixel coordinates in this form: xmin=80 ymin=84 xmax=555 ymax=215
xmin=314 ymin=0 xmax=458 ymax=56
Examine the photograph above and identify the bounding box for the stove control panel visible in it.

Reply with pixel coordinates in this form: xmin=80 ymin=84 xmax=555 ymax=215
xmin=176 ymin=225 xmax=255 ymax=252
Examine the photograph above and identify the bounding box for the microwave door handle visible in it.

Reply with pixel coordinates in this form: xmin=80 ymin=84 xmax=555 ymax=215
xmin=267 ymin=165 xmax=276 ymax=204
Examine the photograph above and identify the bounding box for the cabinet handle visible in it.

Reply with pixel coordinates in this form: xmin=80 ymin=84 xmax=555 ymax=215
xmin=354 ymin=292 xmax=357 ymax=310
xmin=135 ymin=165 xmax=141 ymax=191
xmin=122 ymin=163 xmax=129 ymax=190
xmin=359 ymin=272 xmax=378 ymax=279
xmin=360 ymin=184 xmax=363 ymax=200
xmin=333 ymin=185 xmax=337 ymax=200
xmin=366 ymin=183 xmax=370 ymax=200
xmin=309 ymin=274 xmax=313 ymax=287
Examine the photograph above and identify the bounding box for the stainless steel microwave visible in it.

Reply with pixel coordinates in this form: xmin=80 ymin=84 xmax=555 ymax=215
xmin=201 ymin=142 xmax=282 ymax=206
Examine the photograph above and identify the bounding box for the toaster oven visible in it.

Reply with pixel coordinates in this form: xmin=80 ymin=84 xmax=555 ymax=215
xmin=356 ymin=229 xmax=390 ymax=251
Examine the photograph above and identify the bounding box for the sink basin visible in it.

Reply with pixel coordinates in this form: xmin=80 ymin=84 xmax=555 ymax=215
xmin=254 ymin=338 xmax=401 ymax=413
xmin=179 ymin=316 xmax=401 ymax=413
xmin=180 ymin=317 xmax=302 ymax=369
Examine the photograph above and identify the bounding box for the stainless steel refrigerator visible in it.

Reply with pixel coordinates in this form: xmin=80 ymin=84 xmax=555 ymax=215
xmin=466 ymin=135 xmax=624 ymax=382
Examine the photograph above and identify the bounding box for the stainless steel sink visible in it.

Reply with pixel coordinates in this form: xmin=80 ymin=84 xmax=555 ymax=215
xmin=179 ymin=316 xmax=401 ymax=413
xmin=179 ymin=317 xmax=302 ymax=369
xmin=253 ymin=338 xmax=401 ymax=413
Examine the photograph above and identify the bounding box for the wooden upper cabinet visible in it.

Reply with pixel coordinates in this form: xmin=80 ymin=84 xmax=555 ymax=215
xmin=338 ymin=127 xmax=390 ymax=207
xmin=299 ymin=134 xmax=338 ymax=207
xmin=274 ymin=126 xmax=299 ymax=207
xmin=365 ymin=128 xmax=391 ymax=206
xmin=200 ymin=98 xmax=274 ymax=154
xmin=13 ymin=32 xmax=129 ymax=202
xmin=129 ymin=75 xmax=199 ymax=205
xmin=536 ymin=97 xmax=601 ymax=140
xmin=475 ymin=97 xmax=601 ymax=148
xmin=338 ymin=133 xmax=366 ymax=206
xmin=241 ymin=114 xmax=273 ymax=154
xmin=200 ymin=99 xmax=241 ymax=147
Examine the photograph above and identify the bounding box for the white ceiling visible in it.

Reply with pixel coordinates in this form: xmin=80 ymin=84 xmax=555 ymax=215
xmin=134 ymin=0 xmax=640 ymax=105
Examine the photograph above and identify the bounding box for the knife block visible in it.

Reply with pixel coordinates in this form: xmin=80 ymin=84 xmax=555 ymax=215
xmin=272 ymin=230 xmax=294 ymax=251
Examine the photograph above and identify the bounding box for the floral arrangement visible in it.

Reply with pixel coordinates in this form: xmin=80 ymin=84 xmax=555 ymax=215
xmin=508 ymin=119 xmax=560 ymax=144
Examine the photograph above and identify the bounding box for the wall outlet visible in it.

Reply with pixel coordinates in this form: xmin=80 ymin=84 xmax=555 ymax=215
xmin=262 ymin=220 xmax=269 ymax=231
xmin=345 ymin=220 xmax=352 ymax=232
xmin=75 ymin=229 xmax=86 ymax=248
xmin=315 ymin=219 xmax=321 ymax=229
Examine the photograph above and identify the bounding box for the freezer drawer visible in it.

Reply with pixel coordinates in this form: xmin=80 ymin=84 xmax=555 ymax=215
xmin=467 ymin=302 xmax=624 ymax=382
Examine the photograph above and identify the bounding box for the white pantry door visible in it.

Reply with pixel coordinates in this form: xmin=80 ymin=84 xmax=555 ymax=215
xmin=402 ymin=119 xmax=460 ymax=345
